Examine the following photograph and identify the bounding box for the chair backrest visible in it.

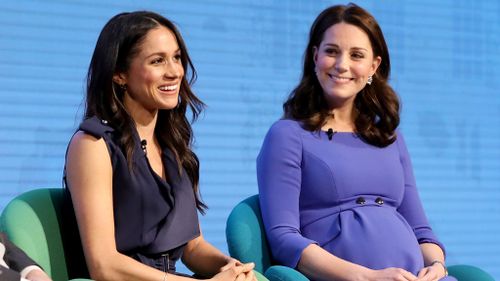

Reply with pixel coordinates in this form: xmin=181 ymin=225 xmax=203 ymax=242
xmin=226 ymin=195 xmax=272 ymax=273
xmin=0 ymin=188 xmax=88 ymax=281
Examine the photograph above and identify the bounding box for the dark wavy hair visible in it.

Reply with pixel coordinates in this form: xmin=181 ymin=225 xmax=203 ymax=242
xmin=85 ymin=11 xmax=206 ymax=212
xmin=284 ymin=3 xmax=399 ymax=147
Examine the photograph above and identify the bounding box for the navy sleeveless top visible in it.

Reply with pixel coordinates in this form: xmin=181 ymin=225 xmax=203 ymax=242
xmin=64 ymin=116 xmax=200 ymax=273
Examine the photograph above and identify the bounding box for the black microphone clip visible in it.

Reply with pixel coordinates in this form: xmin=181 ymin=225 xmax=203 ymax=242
xmin=140 ymin=139 xmax=147 ymax=153
xmin=327 ymin=128 xmax=335 ymax=141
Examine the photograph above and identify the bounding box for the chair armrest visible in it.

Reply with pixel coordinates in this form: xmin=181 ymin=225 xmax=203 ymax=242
xmin=448 ymin=264 xmax=495 ymax=281
xmin=254 ymin=270 xmax=269 ymax=281
xmin=264 ymin=265 xmax=309 ymax=281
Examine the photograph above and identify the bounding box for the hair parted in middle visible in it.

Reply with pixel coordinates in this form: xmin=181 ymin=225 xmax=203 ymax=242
xmin=283 ymin=3 xmax=399 ymax=147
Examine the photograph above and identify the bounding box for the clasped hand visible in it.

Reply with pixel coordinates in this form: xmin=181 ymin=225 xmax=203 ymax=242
xmin=210 ymin=258 xmax=256 ymax=281
xmin=368 ymin=263 xmax=446 ymax=281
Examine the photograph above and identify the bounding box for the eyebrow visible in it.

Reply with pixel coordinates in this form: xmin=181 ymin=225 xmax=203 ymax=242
xmin=145 ymin=49 xmax=181 ymax=59
xmin=323 ymin=43 xmax=368 ymax=52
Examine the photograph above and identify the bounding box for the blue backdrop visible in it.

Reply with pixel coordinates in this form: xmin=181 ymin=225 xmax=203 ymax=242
xmin=0 ymin=0 xmax=499 ymax=278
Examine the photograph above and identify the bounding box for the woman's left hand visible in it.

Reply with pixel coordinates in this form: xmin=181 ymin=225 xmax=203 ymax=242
xmin=220 ymin=257 xmax=243 ymax=272
xmin=220 ymin=257 xmax=256 ymax=281
xmin=416 ymin=263 xmax=446 ymax=281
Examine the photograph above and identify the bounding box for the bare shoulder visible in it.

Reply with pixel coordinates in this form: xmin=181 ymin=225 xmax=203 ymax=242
xmin=66 ymin=131 xmax=112 ymax=188
xmin=67 ymin=131 xmax=109 ymax=159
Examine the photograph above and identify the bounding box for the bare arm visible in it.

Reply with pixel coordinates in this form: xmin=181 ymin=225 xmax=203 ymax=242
xmin=420 ymin=243 xmax=445 ymax=268
xmin=416 ymin=243 xmax=446 ymax=280
xmin=182 ymin=232 xmax=255 ymax=279
xmin=182 ymin=234 xmax=231 ymax=277
xmin=66 ymin=132 xmax=247 ymax=281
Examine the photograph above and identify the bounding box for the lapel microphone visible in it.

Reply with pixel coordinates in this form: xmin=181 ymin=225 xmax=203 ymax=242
xmin=141 ymin=139 xmax=147 ymax=153
xmin=327 ymin=128 xmax=336 ymax=141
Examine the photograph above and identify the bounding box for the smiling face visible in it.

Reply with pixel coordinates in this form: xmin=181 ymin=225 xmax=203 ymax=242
xmin=114 ymin=25 xmax=184 ymax=114
xmin=314 ymin=22 xmax=381 ymax=108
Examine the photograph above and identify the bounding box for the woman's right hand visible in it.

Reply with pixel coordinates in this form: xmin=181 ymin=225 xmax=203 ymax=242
xmin=210 ymin=263 xmax=255 ymax=281
xmin=365 ymin=267 xmax=418 ymax=281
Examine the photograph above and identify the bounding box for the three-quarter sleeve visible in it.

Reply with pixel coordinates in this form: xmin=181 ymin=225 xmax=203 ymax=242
xmin=257 ymin=120 xmax=317 ymax=268
xmin=395 ymin=132 xmax=445 ymax=254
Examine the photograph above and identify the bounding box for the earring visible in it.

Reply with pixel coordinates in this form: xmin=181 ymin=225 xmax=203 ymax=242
xmin=367 ymin=76 xmax=373 ymax=85
xmin=119 ymin=84 xmax=127 ymax=91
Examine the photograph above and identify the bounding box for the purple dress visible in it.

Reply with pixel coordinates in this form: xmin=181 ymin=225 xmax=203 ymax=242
xmin=257 ymin=119 xmax=454 ymax=279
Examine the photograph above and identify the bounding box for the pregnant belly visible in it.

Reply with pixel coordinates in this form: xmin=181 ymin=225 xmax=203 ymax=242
xmin=321 ymin=207 xmax=423 ymax=274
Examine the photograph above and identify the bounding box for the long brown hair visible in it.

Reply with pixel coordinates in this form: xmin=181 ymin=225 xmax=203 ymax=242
xmin=85 ymin=11 xmax=206 ymax=212
xmin=284 ymin=3 xmax=399 ymax=147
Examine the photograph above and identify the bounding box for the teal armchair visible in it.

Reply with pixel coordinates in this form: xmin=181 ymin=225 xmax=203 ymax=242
xmin=226 ymin=195 xmax=308 ymax=281
xmin=0 ymin=188 xmax=91 ymax=281
xmin=226 ymin=195 xmax=495 ymax=281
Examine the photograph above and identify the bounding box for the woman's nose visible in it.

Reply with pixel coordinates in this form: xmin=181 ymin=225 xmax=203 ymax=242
xmin=163 ymin=61 xmax=182 ymax=78
xmin=335 ymin=55 xmax=348 ymax=72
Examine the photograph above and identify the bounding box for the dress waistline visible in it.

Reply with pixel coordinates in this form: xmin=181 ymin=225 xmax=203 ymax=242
xmin=131 ymin=252 xmax=177 ymax=273
xmin=300 ymin=195 xmax=399 ymax=246
xmin=336 ymin=195 xmax=397 ymax=211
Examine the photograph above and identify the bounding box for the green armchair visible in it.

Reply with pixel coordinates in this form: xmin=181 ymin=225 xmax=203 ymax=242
xmin=0 ymin=188 xmax=91 ymax=281
xmin=1 ymin=188 xmax=269 ymax=281
xmin=226 ymin=195 xmax=495 ymax=281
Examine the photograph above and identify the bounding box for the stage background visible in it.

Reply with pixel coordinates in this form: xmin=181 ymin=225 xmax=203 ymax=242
xmin=0 ymin=0 xmax=499 ymax=278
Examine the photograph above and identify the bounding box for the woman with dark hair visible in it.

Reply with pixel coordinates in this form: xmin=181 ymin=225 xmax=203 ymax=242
xmin=65 ymin=11 xmax=256 ymax=281
xmin=257 ymin=3 xmax=454 ymax=281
